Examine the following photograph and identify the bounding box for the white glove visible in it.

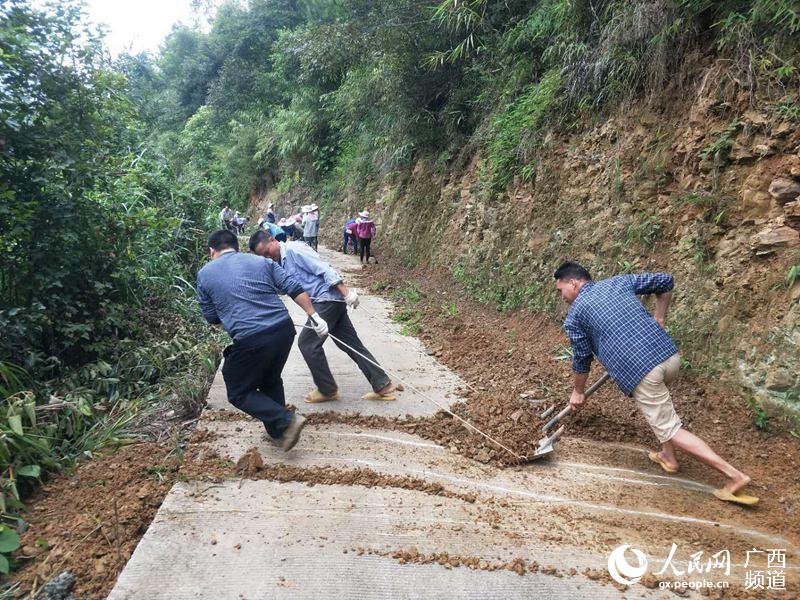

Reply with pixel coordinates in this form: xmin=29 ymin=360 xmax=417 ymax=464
xmin=310 ymin=313 xmax=328 ymax=338
xmin=344 ymin=289 xmax=359 ymax=309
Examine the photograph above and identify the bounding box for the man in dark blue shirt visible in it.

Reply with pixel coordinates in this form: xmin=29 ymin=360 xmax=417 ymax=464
xmin=197 ymin=230 xmax=328 ymax=451
xmin=554 ymin=261 xmax=757 ymax=505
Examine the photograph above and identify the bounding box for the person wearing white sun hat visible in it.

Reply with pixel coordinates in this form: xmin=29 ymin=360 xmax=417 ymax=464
xmin=301 ymin=204 xmax=320 ymax=250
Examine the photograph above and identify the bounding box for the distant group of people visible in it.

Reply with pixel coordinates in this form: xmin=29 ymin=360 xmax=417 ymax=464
xmin=342 ymin=210 xmax=377 ymax=264
xmin=257 ymin=202 xmax=321 ymax=250
xmin=221 ymin=200 xmax=380 ymax=264
xmin=218 ymin=205 xmax=248 ymax=234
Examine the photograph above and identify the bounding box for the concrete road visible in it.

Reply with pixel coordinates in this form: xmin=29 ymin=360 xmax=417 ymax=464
xmin=109 ymin=246 xmax=798 ymax=599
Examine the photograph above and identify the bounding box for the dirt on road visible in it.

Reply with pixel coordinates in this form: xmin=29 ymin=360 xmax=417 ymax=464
xmin=352 ymin=256 xmax=800 ymax=544
xmin=9 ymin=443 xmax=180 ymax=599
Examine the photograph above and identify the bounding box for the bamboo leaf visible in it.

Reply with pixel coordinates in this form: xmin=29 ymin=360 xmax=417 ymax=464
xmin=8 ymin=415 xmax=23 ymax=436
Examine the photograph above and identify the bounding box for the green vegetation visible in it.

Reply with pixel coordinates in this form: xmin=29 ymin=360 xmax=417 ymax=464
xmin=0 ymin=0 xmax=223 ymax=553
xmin=441 ymin=302 xmax=459 ymax=317
xmin=107 ymin=0 xmax=800 ymax=212
xmin=392 ymin=284 xmax=423 ymax=305
xmin=698 ymin=121 xmax=742 ymax=166
xmin=0 ymin=525 xmax=20 ymax=574
xmin=483 ymin=69 xmax=561 ymax=191
xmin=452 ymin=256 xmax=559 ymax=314
xmin=369 ymin=280 xmax=392 ymax=293
xmin=392 ymin=308 xmax=425 ymax=336
xmin=624 ymin=215 xmax=663 ymax=248
xmin=3 ymin=0 xmax=800 ymax=570
xmin=749 ymin=398 xmax=771 ymax=431
xmin=553 ymin=345 xmax=573 ymax=362
xmin=788 ymin=264 xmax=800 ymax=288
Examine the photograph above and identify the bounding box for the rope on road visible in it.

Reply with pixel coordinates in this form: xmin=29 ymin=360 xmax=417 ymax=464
xmin=293 ymin=322 xmax=526 ymax=461
xmin=308 ymin=296 xmax=485 ymax=397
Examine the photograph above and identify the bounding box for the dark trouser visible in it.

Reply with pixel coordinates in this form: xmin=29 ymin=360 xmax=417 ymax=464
xmin=359 ymin=237 xmax=371 ymax=262
xmin=342 ymin=232 xmax=358 ymax=254
xmin=298 ymin=301 xmax=389 ymax=395
xmin=222 ymin=321 xmax=295 ymax=438
xmin=304 ymin=236 xmax=318 ymax=251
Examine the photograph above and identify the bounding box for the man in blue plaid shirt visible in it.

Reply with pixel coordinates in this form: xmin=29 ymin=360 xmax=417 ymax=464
xmin=554 ymin=261 xmax=757 ymax=505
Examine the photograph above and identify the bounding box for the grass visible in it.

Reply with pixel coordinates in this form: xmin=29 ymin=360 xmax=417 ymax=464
xmin=484 ymin=69 xmax=561 ymax=192
xmin=369 ymin=280 xmax=391 ymax=293
xmin=392 ymin=284 xmax=422 ymax=304
xmin=776 ymin=96 xmax=800 ymax=121
xmin=624 ymin=214 xmax=662 ymax=248
xmin=392 ymin=308 xmax=424 ymax=336
xmin=749 ymin=398 xmax=771 ymax=431
xmin=553 ymin=344 xmax=573 ymax=362
xmin=698 ymin=121 xmax=741 ymax=165
xmin=616 ymin=259 xmax=637 ymax=274
xmin=441 ymin=302 xmax=459 ymax=317
xmin=788 ymin=264 xmax=800 ymax=287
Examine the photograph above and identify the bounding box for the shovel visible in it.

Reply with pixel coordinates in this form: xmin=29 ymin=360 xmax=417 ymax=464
xmin=521 ymin=372 xmax=611 ymax=462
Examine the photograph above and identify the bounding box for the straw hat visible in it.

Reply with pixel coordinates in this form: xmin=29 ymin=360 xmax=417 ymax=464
xmin=358 ymin=210 xmax=370 ymax=219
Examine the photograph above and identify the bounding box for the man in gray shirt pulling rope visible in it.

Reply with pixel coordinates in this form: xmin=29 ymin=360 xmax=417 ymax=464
xmin=197 ymin=229 xmax=328 ymax=450
xmin=249 ymin=229 xmax=399 ymax=403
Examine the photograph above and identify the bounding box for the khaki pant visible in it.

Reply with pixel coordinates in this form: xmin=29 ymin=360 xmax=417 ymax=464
xmin=632 ymin=354 xmax=682 ymax=443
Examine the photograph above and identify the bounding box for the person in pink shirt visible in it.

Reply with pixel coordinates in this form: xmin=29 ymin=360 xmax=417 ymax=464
xmin=355 ymin=210 xmax=377 ymax=264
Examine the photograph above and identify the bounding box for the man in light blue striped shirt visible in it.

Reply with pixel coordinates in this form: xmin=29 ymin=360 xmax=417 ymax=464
xmin=250 ymin=230 xmax=397 ymax=403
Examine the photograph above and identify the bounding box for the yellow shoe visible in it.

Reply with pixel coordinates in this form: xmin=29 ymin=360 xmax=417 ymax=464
xmin=648 ymin=451 xmax=679 ymax=474
xmin=713 ymin=488 xmax=759 ymax=506
xmin=361 ymin=391 xmax=396 ymax=401
xmin=305 ymin=389 xmax=340 ymax=403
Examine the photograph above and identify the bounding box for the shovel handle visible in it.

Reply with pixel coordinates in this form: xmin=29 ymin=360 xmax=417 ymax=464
xmin=542 ymin=372 xmax=611 ymax=432
xmin=585 ymin=372 xmax=611 ymax=396
xmin=548 ymin=424 xmax=566 ymax=444
xmin=542 ymin=405 xmax=572 ymax=433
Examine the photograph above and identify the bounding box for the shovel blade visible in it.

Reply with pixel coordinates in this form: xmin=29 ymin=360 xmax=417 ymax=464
xmin=520 ymin=425 xmax=565 ymax=463
xmin=519 ymin=437 xmax=555 ymax=463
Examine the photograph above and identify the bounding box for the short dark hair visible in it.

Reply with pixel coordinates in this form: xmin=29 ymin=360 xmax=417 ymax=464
xmin=207 ymin=229 xmax=238 ymax=252
xmin=248 ymin=229 xmax=271 ymax=252
xmin=553 ymin=261 xmax=591 ymax=281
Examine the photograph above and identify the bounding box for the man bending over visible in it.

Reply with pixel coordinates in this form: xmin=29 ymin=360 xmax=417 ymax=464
xmin=554 ymin=261 xmax=756 ymax=505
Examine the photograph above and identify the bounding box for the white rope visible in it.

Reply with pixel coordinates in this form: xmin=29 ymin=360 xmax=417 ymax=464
xmin=308 ymin=296 xmax=485 ymax=397
xmin=293 ymin=322 xmax=525 ymax=461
